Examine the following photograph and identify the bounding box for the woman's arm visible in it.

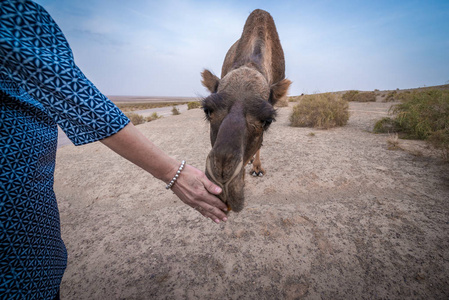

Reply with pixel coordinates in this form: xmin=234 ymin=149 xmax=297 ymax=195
xmin=100 ymin=123 xmax=228 ymax=223
xmin=0 ymin=2 xmax=228 ymax=223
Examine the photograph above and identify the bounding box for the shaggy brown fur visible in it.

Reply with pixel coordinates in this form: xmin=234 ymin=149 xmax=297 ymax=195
xmin=201 ymin=9 xmax=291 ymax=212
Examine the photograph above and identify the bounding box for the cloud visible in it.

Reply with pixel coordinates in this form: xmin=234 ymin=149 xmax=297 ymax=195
xmin=37 ymin=0 xmax=449 ymax=96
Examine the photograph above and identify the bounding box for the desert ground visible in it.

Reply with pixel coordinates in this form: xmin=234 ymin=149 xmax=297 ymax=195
xmin=55 ymin=96 xmax=449 ymax=299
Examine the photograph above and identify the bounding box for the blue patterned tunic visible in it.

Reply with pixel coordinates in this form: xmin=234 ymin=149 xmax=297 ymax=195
xmin=0 ymin=1 xmax=130 ymax=298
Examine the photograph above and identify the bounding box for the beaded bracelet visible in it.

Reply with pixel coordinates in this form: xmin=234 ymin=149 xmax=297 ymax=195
xmin=165 ymin=160 xmax=186 ymax=189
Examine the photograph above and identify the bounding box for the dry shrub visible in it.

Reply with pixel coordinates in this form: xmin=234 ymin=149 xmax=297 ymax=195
xmin=373 ymin=117 xmax=399 ymax=134
xmin=289 ymin=93 xmax=349 ymax=129
xmin=392 ymin=90 xmax=449 ymax=140
xmin=342 ymin=90 xmax=359 ymax=102
xmin=172 ymin=106 xmax=181 ymax=115
xmin=384 ymin=90 xmax=413 ymax=102
xmin=125 ymin=112 xmax=145 ymax=125
xmin=145 ymin=112 xmax=161 ymax=122
xmin=385 ymin=91 xmax=398 ymax=102
xmin=126 ymin=112 xmax=161 ymax=125
xmin=374 ymin=89 xmax=449 ymax=161
xmin=118 ymin=102 xmax=184 ymax=112
xmin=289 ymin=94 xmax=306 ymax=102
xmin=343 ymin=90 xmax=376 ymax=102
xmin=288 ymin=96 xmax=300 ymax=102
xmin=387 ymin=133 xmax=400 ymax=150
xmin=355 ymin=91 xmax=376 ymax=102
xmin=428 ymin=129 xmax=449 ymax=161
xmin=187 ymin=101 xmax=201 ymax=110
xmin=275 ymin=96 xmax=289 ymax=107
xmin=398 ymin=91 xmax=413 ymax=101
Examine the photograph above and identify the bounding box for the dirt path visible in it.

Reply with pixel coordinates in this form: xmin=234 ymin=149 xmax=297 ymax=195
xmin=54 ymin=101 xmax=449 ymax=299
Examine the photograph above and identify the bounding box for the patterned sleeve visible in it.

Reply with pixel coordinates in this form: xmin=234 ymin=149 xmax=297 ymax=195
xmin=0 ymin=0 xmax=130 ymax=146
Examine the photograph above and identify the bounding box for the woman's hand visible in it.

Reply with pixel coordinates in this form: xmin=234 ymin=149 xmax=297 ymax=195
xmin=101 ymin=123 xmax=228 ymax=224
xmin=171 ymin=164 xmax=228 ymax=223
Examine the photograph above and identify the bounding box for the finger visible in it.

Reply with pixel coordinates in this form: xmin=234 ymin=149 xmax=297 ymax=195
xmin=201 ymin=175 xmax=222 ymax=195
xmin=203 ymin=192 xmax=228 ymax=212
xmin=195 ymin=204 xmax=227 ymax=223
xmin=184 ymin=183 xmax=227 ymax=213
xmin=203 ymin=210 xmax=224 ymax=224
xmin=194 ymin=206 xmax=218 ymax=223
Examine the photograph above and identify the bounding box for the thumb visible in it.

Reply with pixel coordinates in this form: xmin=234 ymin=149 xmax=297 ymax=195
xmin=202 ymin=176 xmax=222 ymax=195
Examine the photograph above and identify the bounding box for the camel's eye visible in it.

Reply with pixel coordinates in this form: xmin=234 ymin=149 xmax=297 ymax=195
xmin=203 ymin=107 xmax=212 ymax=120
xmin=262 ymin=118 xmax=274 ymax=130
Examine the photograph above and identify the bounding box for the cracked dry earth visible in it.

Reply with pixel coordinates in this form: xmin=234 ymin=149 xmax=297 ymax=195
xmin=54 ymin=100 xmax=449 ymax=299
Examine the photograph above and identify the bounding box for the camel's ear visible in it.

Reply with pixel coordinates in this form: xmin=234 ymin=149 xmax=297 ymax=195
xmin=201 ymin=69 xmax=220 ymax=93
xmin=269 ymin=78 xmax=292 ymax=106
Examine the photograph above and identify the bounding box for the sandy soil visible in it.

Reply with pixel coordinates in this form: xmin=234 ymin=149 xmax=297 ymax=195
xmin=54 ymin=100 xmax=449 ymax=299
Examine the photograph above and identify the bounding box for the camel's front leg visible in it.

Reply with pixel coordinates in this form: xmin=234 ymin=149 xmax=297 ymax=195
xmin=249 ymin=149 xmax=265 ymax=177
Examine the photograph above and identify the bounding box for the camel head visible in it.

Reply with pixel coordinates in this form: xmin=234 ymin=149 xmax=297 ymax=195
xmin=201 ymin=67 xmax=291 ymax=212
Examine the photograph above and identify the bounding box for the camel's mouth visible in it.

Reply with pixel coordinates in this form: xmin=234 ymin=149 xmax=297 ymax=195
xmin=206 ymin=155 xmax=245 ymax=212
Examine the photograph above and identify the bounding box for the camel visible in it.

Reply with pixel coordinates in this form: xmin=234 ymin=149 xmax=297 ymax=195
xmin=201 ymin=9 xmax=291 ymax=212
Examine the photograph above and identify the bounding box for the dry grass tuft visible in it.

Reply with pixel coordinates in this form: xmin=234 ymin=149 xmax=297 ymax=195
xmin=172 ymin=106 xmax=181 ymax=115
xmin=125 ymin=112 xmax=161 ymax=125
xmin=275 ymin=96 xmax=289 ymax=107
xmin=342 ymin=90 xmax=376 ymax=102
xmin=288 ymin=96 xmax=301 ymax=102
xmin=387 ymin=133 xmax=400 ymax=150
xmin=342 ymin=90 xmax=359 ymax=102
xmin=428 ymin=129 xmax=449 ymax=161
xmin=145 ymin=112 xmax=161 ymax=122
xmin=289 ymin=93 xmax=349 ymax=129
xmin=375 ymin=89 xmax=449 ymax=161
xmin=392 ymin=90 xmax=449 ymax=140
xmin=385 ymin=91 xmax=398 ymax=102
xmin=187 ymin=101 xmax=201 ymax=110
xmin=356 ymin=91 xmax=377 ymax=102
xmin=125 ymin=112 xmax=145 ymax=125
xmin=373 ymin=117 xmax=399 ymax=134
xmin=384 ymin=91 xmax=412 ymax=102
xmin=117 ymin=102 xmax=185 ymax=112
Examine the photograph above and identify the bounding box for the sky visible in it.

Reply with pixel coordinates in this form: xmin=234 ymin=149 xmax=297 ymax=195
xmin=36 ymin=0 xmax=449 ymax=97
